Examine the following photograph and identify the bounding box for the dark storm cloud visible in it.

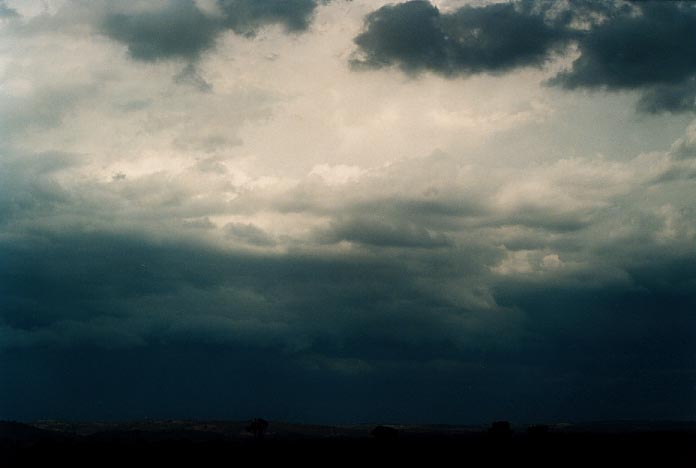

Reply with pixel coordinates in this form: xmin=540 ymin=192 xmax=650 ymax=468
xmin=218 ymin=0 xmax=319 ymax=36
xmin=637 ymin=79 xmax=696 ymax=115
xmin=3 ymin=342 xmax=693 ymax=423
xmin=484 ymin=236 xmax=696 ymax=420
xmin=3 ymin=0 xmax=695 ymax=425
xmin=100 ymin=0 xmax=322 ymax=61
xmin=1 ymin=146 xmax=695 ymax=421
xmin=1 ymin=226 xmax=694 ymax=422
xmin=549 ymin=1 xmax=696 ymax=113
xmin=0 ymin=147 xmax=85 ymax=224
xmin=0 ymin=227 xmax=504 ymax=356
xmin=101 ymin=1 xmax=222 ymax=61
xmin=351 ymin=0 xmax=572 ymax=75
xmin=551 ymin=2 xmax=696 ymax=89
xmin=497 ymin=252 xmax=696 ymax=340
xmin=354 ymin=1 xmax=696 ymax=113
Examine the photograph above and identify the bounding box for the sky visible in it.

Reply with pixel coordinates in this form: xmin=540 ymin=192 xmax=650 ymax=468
xmin=0 ymin=0 xmax=695 ymax=424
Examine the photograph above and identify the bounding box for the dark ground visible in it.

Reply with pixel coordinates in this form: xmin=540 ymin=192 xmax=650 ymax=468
xmin=2 ymin=420 xmax=694 ymax=467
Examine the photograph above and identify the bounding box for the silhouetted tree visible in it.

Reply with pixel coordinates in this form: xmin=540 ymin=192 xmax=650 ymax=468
xmin=528 ymin=424 xmax=549 ymax=437
xmin=246 ymin=418 xmax=269 ymax=440
xmin=489 ymin=421 xmax=513 ymax=439
xmin=370 ymin=425 xmax=399 ymax=440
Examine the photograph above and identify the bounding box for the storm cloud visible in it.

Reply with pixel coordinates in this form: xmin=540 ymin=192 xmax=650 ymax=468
xmin=2 ymin=153 xmax=695 ymax=422
xmin=351 ymin=0 xmax=571 ymax=75
xmin=218 ymin=0 xmax=320 ymax=36
xmin=353 ymin=1 xmax=696 ymax=113
xmin=550 ymin=1 xmax=696 ymax=113
xmin=100 ymin=0 xmax=322 ymax=61
xmin=101 ymin=1 xmax=222 ymax=62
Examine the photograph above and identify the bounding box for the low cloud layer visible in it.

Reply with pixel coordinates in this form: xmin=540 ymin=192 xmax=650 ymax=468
xmin=2 ymin=133 xmax=694 ymax=421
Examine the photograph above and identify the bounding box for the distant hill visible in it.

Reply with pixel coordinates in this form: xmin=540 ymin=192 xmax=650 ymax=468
xmin=2 ymin=419 xmax=695 ymax=468
xmin=0 ymin=421 xmax=67 ymax=442
xmin=13 ymin=419 xmax=696 ymax=441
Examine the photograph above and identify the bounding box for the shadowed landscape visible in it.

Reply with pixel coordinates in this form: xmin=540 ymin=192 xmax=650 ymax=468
xmin=2 ymin=419 xmax=695 ymax=467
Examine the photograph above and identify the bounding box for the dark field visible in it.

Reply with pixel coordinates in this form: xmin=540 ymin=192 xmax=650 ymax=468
xmin=2 ymin=420 xmax=694 ymax=467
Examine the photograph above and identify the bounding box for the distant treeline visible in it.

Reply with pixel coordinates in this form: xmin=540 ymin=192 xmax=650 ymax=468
xmin=1 ymin=420 xmax=695 ymax=467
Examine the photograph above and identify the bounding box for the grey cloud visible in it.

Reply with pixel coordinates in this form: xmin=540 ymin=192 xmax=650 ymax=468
xmin=100 ymin=0 xmax=321 ymax=62
xmin=3 ymin=0 xmax=696 ymax=424
xmin=218 ymin=0 xmax=319 ymax=36
xmin=194 ymin=157 xmax=229 ymax=172
xmin=182 ymin=217 xmax=216 ymax=229
xmin=0 ymin=0 xmax=18 ymax=18
xmin=0 ymin=149 xmax=232 ymax=232
xmin=1 ymin=212 xmax=694 ymax=421
xmin=650 ymin=165 xmax=696 ymax=184
xmin=668 ymin=131 xmax=696 ymax=161
xmin=319 ymin=215 xmax=452 ymax=248
xmin=232 ymin=152 xmax=489 ymax=223
xmin=1 ymin=154 xmax=694 ymax=421
xmin=351 ymin=0 xmax=572 ymax=75
xmin=0 ymin=85 xmax=95 ymax=141
xmin=224 ymin=222 xmax=276 ymax=246
xmin=174 ymin=63 xmax=213 ymax=92
xmin=116 ymin=99 xmax=151 ymax=112
xmin=0 ymin=147 xmax=85 ymax=224
xmin=549 ymin=2 xmax=696 ymax=113
xmin=3 ymin=342 xmax=693 ymax=423
xmin=354 ymin=1 xmax=696 ymax=114
xmin=551 ymin=2 xmax=696 ymax=90
xmin=496 ymin=209 xmax=592 ymax=233
xmin=1 ymin=118 xmax=695 ymax=423
xmin=0 ymin=229 xmax=500 ymax=353
xmin=493 ymin=248 xmax=696 ymax=367
xmin=180 ymin=136 xmax=242 ymax=155
xmin=101 ymin=1 xmax=222 ymax=61
xmin=637 ymin=79 xmax=696 ymax=115
xmin=345 ymin=198 xmax=485 ymax=234
xmin=2 ymin=149 xmax=84 ymax=175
